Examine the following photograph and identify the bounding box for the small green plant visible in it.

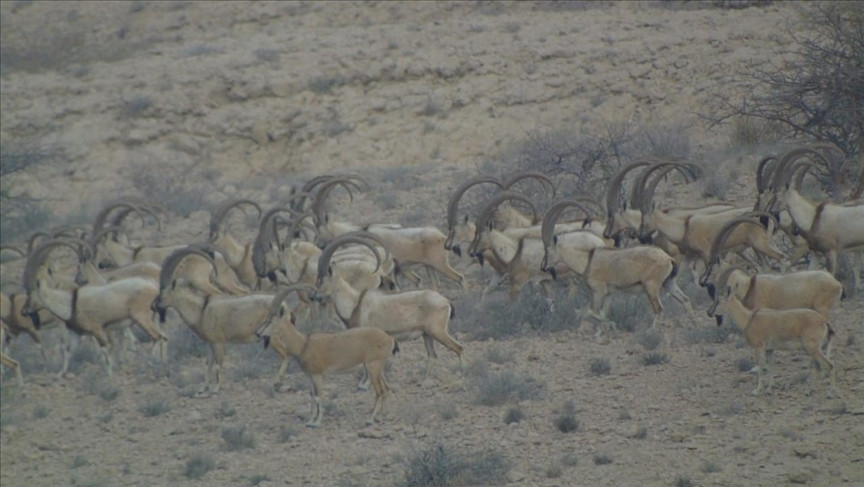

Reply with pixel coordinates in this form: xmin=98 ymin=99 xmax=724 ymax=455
xmin=308 ymin=75 xmax=345 ymax=94
xmin=589 ymin=357 xmax=612 ymax=376
xmin=98 ymin=386 xmax=120 ymax=402
xmin=184 ymin=455 xmax=215 ymax=480
xmin=279 ymin=425 xmax=297 ymax=443
xmin=636 ymin=331 xmax=662 ymax=351
xmin=216 ymin=401 xmax=236 ymax=419
xmin=249 ymin=473 xmax=271 ymax=486
xmin=437 ymin=402 xmax=459 ymax=421
xmin=400 ymin=444 xmax=509 ymax=487
xmin=560 ymin=453 xmax=579 ymax=467
xmin=485 ymin=345 xmax=512 ymax=364
xmin=701 ymin=461 xmax=722 ymax=473
xmin=474 ymin=370 xmax=543 ymax=406
xmin=504 ymin=407 xmax=524 ymax=424
xmin=641 ymin=352 xmax=669 ymax=366
xmin=593 ymin=453 xmax=613 ymax=465
xmin=545 ymin=464 xmax=563 ymax=478
xmin=222 ymin=426 xmax=256 ymax=451
xmin=139 ymin=399 xmax=170 ymax=417
xmin=737 ymin=357 xmax=755 ymax=372
xmin=634 ymin=425 xmax=648 ymax=439
xmin=675 ymin=476 xmax=694 ymax=487
xmin=33 ymin=405 xmax=51 ymax=419
xmin=71 ymin=455 xmax=90 ymax=469
xmin=554 ymin=401 xmax=579 ymax=433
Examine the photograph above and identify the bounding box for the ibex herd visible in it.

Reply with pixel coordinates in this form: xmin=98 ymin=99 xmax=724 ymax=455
xmin=1 ymin=143 xmax=860 ymax=425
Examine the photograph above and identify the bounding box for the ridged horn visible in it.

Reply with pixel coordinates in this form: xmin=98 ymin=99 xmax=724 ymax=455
xmin=158 ymin=246 xmax=218 ymax=292
xmin=316 ymin=234 xmax=384 ymax=286
xmin=502 ymin=171 xmax=556 ymax=196
xmin=265 ymin=284 xmax=319 ymax=320
xmin=635 ymin=161 xmax=700 ymax=215
xmin=27 ymin=232 xmax=51 ymax=254
xmin=208 ymin=199 xmax=261 ymax=241
xmin=445 ymin=175 xmax=503 ymax=249
xmin=603 ymin=159 xmax=656 ymax=238
xmin=310 ymin=177 xmax=366 ymax=226
xmin=23 ymin=239 xmax=85 ymax=294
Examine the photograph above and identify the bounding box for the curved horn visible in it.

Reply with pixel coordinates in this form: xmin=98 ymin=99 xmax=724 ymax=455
xmin=92 ymin=201 xmax=147 ymax=237
xmin=635 ymin=161 xmax=700 ymax=214
xmin=208 ymin=199 xmax=262 ymax=241
xmin=252 ymin=207 xmax=296 ymax=277
xmin=0 ymin=246 xmax=26 ymax=258
xmin=27 ymin=232 xmax=51 ymax=254
xmin=23 ymin=239 xmax=85 ymax=294
xmin=755 ymin=155 xmax=778 ymax=194
xmin=109 ymin=203 xmax=162 ymax=232
xmin=541 ymin=200 xmax=592 ymax=251
xmin=286 ymin=190 xmax=316 ymax=213
xmin=470 ymin=191 xmax=537 ymax=254
xmin=283 ymin=212 xmax=316 ymax=248
xmin=475 ymin=191 xmax=538 ymax=233
xmin=444 ymin=175 xmax=503 ymax=249
xmin=502 ymin=171 xmax=556 ymax=197
xmin=701 ymin=214 xmax=775 ymax=285
xmin=265 ymin=284 xmax=319 ymax=320
xmin=770 ymin=146 xmax=834 ymax=192
xmin=310 ymin=177 xmax=365 ymax=226
xmin=158 ymin=246 xmax=218 ymax=292
xmin=332 ymin=231 xmax=391 ymax=268
xmin=603 ymin=160 xmax=656 ymax=238
xmin=316 ymin=235 xmax=384 ymax=286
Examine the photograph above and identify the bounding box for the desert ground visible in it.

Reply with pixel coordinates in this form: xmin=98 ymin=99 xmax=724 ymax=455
xmin=1 ymin=1 xmax=863 ymax=486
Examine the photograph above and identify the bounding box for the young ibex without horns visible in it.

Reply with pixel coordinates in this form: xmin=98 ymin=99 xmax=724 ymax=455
xmin=256 ymin=286 xmax=398 ymax=427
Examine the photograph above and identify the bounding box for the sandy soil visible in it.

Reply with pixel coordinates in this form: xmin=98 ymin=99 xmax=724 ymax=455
xmin=1 ymin=2 xmax=863 ymax=486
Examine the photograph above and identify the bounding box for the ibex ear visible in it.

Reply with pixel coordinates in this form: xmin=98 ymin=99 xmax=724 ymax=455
xmin=328 ymin=266 xmax=333 ymax=277
xmin=487 ymin=221 xmax=493 ymax=231
xmin=325 ymin=214 xmax=330 ymax=223
xmin=279 ymin=306 xmax=286 ymax=318
xmin=171 ymin=279 xmax=177 ymax=290
xmin=553 ymin=235 xmax=559 ymax=245
xmin=290 ymin=312 xmax=296 ymax=323
xmin=463 ymin=214 xmax=469 ymax=224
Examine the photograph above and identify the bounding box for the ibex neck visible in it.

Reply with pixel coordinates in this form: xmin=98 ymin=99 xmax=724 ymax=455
xmin=725 ymin=296 xmax=754 ymax=333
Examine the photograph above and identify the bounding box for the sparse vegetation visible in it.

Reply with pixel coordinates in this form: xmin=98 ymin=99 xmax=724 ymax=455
xmin=554 ymin=401 xmax=579 ymax=433
xmin=589 ymin=357 xmax=612 ymax=376
xmin=593 ymin=453 xmax=613 ymax=465
xmin=641 ymin=352 xmax=669 ymax=366
xmin=473 ymin=370 xmax=543 ymax=406
xmin=33 ymin=404 xmax=51 ymax=419
xmin=139 ymin=398 xmax=170 ymax=417
xmin=71 ymin=455 xmax=90 ymax=469
xmin=400 ymin=444 xmax=509 ymax=487
xmin=184 ymin=455 xmax=215 ymax=480
xmin=710 ymin=2 xmax=864 ymax=159
xmin=437 ymin=402 xmax=459 ymax=421
xmin=675 ymin=476 xmax=694 ymax=487
xmin=308 ymin=74 xmax=346 ymax=94
xmin=222 ymin=425 xmax=256 ymax=451
xmin=634 ymin=426 xmax=648 ymax=439
xmin=736 ymin=357 xmax=755 ymax=372
xmin=636 ymin=331 xmax=663 ymax=351
xmin=504 ymin=407 xmax=524 ymax=424
xmin=279 ymin=425 xmax=297 ymax=443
